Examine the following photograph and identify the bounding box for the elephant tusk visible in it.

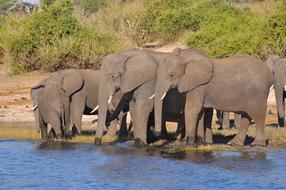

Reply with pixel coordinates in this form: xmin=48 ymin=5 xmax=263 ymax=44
xmin=90 ymin=105 xmax=99 ymax=114
xmin=32 ymin=105 xmax=38 ymax=111
xmin=149 ymin=94 xmax=155 ymax=100
xmin=160 ymin=92 xmax=167 ymax=101
xmin=108 ymin=95 xmax=113 ymax=104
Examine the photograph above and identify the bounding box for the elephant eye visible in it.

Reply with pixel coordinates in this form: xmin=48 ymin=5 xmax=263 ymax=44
xmin=170 ymin=74 xmax=174 ymax=78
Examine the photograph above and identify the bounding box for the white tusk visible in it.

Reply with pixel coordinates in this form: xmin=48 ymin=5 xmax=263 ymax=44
xmin=149 ymin=94 xmax=155 ymax=100
xmin=160 ymin=92 xmax=167 ymax=101
xmin=108 ymin=95 xmax=112 ymax=104
xmin=32 ymin=105 xmax=38 ymax=110
xmin=90 ymin=105 xmax=99 ymax=114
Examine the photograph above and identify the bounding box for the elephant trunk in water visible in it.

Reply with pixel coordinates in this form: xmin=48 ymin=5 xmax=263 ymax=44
xmin=275 ymin=84 xmax=285 ymax=127
xmin=95 ymin=82 xmax=109 ymax=144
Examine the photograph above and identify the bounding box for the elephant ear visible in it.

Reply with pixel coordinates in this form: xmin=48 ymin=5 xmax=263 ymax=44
xmin=61 ymin=70 xmax=84 ymax=97
xmin=265 ymin=55 xmax=280 ymax=74
xmin=178 ymin=58 xmax=214 ymax=93
xmin=120 ymin=53 xmax=157 ymax=93
xmin=30 ymin=80 xmax=46 ymax=104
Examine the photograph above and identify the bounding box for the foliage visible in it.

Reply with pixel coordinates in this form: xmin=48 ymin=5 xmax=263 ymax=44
xmin=76 ymin=0 xmax=105 ymax=14
xmin=0 ymin=0 xmax=123 ymax=73
xmin=0 ymin=0 xmax=285 ymax=74
xmin=258 ymin=1 xmax=286 ymax=58
xmin=183 ymin=0 xmax=266 ymax=58
xmin=0 ymin=0 xmax=14 ymax=13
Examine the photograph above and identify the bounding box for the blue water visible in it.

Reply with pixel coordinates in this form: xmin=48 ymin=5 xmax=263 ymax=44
xmin=0 ymin=140 xmax=286 ymax=190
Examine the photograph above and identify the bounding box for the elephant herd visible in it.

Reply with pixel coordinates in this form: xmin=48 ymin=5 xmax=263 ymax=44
xmin=30 ymin=47 xmax=286 ymax=147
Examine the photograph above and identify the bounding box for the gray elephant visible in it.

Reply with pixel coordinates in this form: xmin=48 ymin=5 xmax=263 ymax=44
xmin=153 ymin=48 xmax=273 ymax=146
xmin=96 ymin=49 xmax=192 ymax=145
xmin=31 ymin=69 xmax=124 ymax=139
xmin=265 ymin=55 xmax=286 ymax=128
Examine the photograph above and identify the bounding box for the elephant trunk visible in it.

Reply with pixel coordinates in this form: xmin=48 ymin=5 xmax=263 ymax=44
xmin=275 ymin=83 xmax=285 ymax=127
xmin=96 ymin=82 xmax=109 ymax=144
xmin=153 ymin=83 xmax=170 ymax=136
xmin=106 ymin=90 xmax=134 ymax=124
xmin=34 ymin=108 xmax=41 ymax=133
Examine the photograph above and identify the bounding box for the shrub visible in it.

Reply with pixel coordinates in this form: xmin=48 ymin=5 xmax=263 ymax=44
xmin=183 ymin=0 xmax=266 ymax=58
xmin=257 ymin=1 xmax=286 ymax=58
xmin=0 ymin=0 xmax=124 ymax=73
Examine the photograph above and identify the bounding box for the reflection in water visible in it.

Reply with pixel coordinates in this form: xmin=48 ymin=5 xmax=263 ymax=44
xmin=0 ymin=140 xmax=286 ymax=190
xmin=37 ymin=141 xmax=78 ymax=151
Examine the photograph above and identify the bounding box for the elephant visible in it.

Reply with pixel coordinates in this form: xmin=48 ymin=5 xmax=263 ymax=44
xmin=31 ymin=69 xmax=125 ymax=140
xmin=31 ymin=84 xmax=70 ymax=139
xmin=96 ymin=49 xmax=192 ymax=145
xmin=265 ymin=55 xmax=286 ymax=128
xmin=153 ymin=48 xmax=273 ymax=146
xmin=216 ymin=110 xmax=241 ymax=129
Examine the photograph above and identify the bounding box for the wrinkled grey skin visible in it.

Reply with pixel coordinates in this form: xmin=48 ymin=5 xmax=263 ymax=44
xmin=30 ymin=69 xmax=81 ymax=138
xmin=31 ymin=69 xmax=123 ymax=139
xmin=96 ymin=49 xmax=158 ymax=145
xmin=154 ymin=48 xmax=273 ymax=146
xmin=265 ymin=55 xmax=286 ymax=128
xmin=96 ymin=49 xmax=189 ymax=145
xmin=31 ymin=83 xmax=69 ymax=139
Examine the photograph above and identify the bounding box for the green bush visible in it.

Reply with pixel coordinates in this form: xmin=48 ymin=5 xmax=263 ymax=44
xmin=76 ymin=0 xmax=105 ymax=14
xmin=0 ymin=0 xmax=123 ymax=73
xmin=135 ymin=0 xmax=199 ymax=43
xmin=183 ymin=0 xmax=266 ymax=58
xmin=258 ymin=1 xmax=286 ymax=58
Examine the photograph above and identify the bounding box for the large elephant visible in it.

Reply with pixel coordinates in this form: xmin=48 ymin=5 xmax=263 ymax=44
xmin=31 ymin=69 xmax=124 ymax=139
xmin=96 ymin=49 xmax=193 ymax=145
xmin=154 ymin=48 xmax=273 ymax=146
xmin=265 ymin=55 xmax=286 ymax=128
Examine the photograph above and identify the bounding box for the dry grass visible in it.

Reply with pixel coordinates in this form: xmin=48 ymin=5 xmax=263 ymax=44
xmin=234 ymin=0 xmax=276 ymax=15
xmin=1 ymin=122 xmax=286 ymax=150
xmin=0 ymin=123 xmax=118 ymax=144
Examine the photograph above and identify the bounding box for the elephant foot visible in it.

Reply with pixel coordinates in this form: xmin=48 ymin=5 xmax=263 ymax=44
xmin=134 ymin=138 xmax=147 ymax=148
xmin=176 ymin=133 xmax=182 ymax=141
xmin=228 ymin=139 xmax=244 ymax=146
xmin=150 ymin=127 xmax=161 ymax=138
xmin=95 ymin=137 xmax=102 ymax=145
xmin=250 ymin=139 xmax=267 ymax=147
xmin=196 ymin=136 xmax=204 ymax=145
xmin=186 ymin=136 xmax=199 ymax=148
xmin=48 ymin=130 xmax=56 ymax=139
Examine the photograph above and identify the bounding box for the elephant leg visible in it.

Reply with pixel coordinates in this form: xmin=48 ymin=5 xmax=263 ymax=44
xmin=118 ymin=113 xmax=128 ymax=140
xmin=70 ymin=94 xmax=86 ymax=135
xmin=176 ymin=117 xmax=185 ymax=140
xmin=216 ymin=110 xmax=223 ymax=129
xmin=39 ymin=118 xmax=48 ymax=140
xmin=161 ymin=122 xmax=168 ymax=139
xmin=251 ymin=104 xmax=267 ymax=146
xmin=197 ymin=111 xmax=205 ymax=144
xmin=185 ymin=91 xmax=204 ymax=146
xmin=222 ymin=112 xmax=230 ymax=129
xmin=228 ymin=113 xmax=251 ymax=146
xmin=106 ymin=119 xmax=118 ymax=137
xmin=129 ymin=101 xmax=150 ymax=146
xmin=234 ymin=113 xmax=241 ymax=128
xmin=204 ymin=108 xmax=213 ymax=144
